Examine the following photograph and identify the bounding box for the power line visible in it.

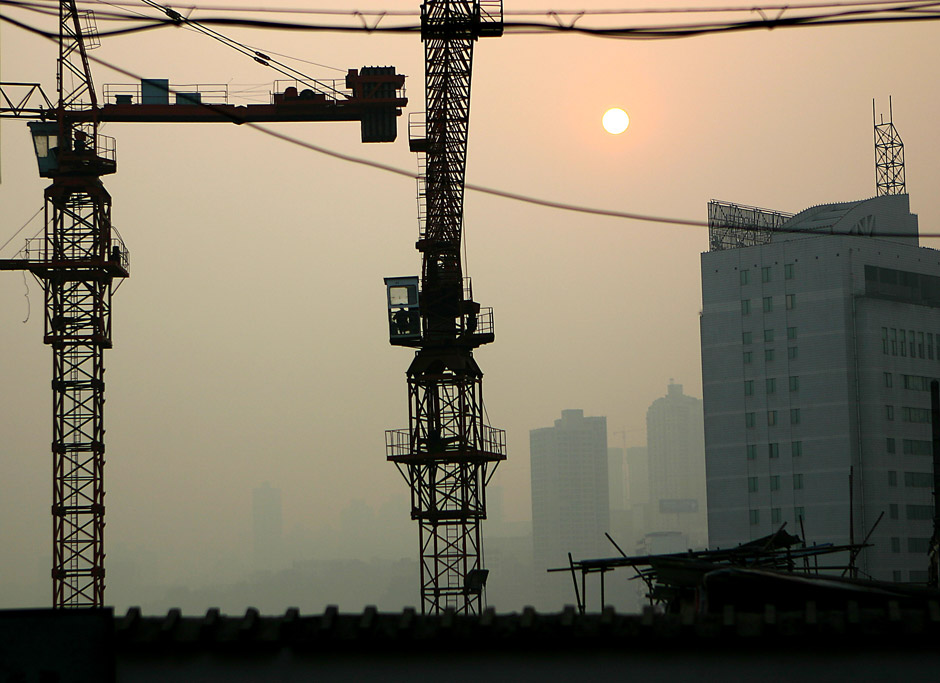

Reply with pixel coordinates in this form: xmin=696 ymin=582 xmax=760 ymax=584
xmin=0 ymin=8 xmax=936 ymax=238
xmin=4 ymin=0 xmax=940 ymax=40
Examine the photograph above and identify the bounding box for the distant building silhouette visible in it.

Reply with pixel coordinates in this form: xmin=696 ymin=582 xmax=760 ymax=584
xmin=252 ymin=482 xmax=283 ymax=572
xmin=645 ymin=381 xmax=707 ymax=549
xmin=530 ymin=409 xmax=609 ymax=606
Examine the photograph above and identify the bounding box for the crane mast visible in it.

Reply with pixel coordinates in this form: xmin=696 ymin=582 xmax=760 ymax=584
xmin=1 ymin=1 xmax=406 ymax=609
xmin=45 ymin=1 xmax=121 ymax=608
xmin=385 ymin=0 xmax=505 ymax=615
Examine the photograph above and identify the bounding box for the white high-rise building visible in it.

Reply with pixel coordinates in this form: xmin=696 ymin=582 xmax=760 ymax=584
xmin=701 ymin=193 xmax=938 ymax=582
xmin=530 ymin=409 xmax=608 ymax=604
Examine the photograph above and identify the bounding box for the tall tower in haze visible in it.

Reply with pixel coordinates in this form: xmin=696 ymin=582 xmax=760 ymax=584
xmin=530 ymin=409 xmax=608 ymax=605
xmin=645 ymin=382 xmax=707 ymax=549
xmin=252 ymin=483 xmax=283 ymax=572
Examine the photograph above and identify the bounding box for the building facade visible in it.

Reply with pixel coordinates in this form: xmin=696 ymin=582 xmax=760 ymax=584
xmin=645 ymin=382 xmax=708 ymax=549
xmin=701 ymin=193 xmax=937 ymax=581
xmin=530 ymin=409 xmax=609 ymax=604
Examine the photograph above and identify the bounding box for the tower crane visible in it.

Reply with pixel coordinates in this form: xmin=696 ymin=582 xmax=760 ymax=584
xmin=0 ymin=1 xmax=406 ymax=609
xmin=384 ymin=0 xmax=505 ymax=615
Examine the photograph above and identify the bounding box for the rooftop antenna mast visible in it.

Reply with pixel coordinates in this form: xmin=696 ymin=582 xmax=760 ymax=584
xmin=873 ymin=97 xmax=906 ymax=196
xmin=384 ymin=1 xmax=506 ymax=615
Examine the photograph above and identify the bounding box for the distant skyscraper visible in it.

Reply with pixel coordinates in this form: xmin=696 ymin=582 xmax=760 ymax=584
xmin=645 ymin=382 xmax=708 ymax=548
xmin=530 ymin=409 xmax=609 ymax=605
xmin=608 ymin=447 xmax=625 ymax=512
xmin=252 ymin=482 xmax=283 ymax=571
xmin=701 ymin=193 xmax=935 ymax=582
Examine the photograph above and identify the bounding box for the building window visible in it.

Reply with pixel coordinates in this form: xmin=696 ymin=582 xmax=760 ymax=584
xmin=902 ymin=439 xmax=931 ymax=455
xmin=740 ymin=269 xmax=750 ymax=285
xmin=885 ymin=405 xmax=894 ymax=421
xmin=910 ymin=329 xmax=916 ymax=357
xmin=891 ymin=328 xmax=898 ymax=355
xmin=784 ymin=263 xmax=794 ymax=280
xmin=900 ymin=329 xmax=907 ymax=357
xmin=788 ymin=326 xmax=798 ymax=340
xmin=794 ymin=506 xmax=805 ymax=521
xmin=786 ymin=294 xmax=795 ymax=310
xmin=743 ymin=351 xmax=753 ymax=364
xmin=765 ymin=349 xmax=775 ymax=362
xmin=771 ymin=507 xmax=782 ymax=524
xmin=790 ymin=408 xmax=800 ymax=425
xmin=766 ymin=378 xmax=776 ymax=394
xmin=764 ymin=329 xmax=774 ymax=343
xmin=789 ymin=376 xmax=800 ymax=392
xmin=911 ymin=570 xmax=929 ymax=582
xmin=909 ymin=537 xmax=931 ymax=553
xmin=746 ymin=412 xmax=756 ymax=428
xmin=762 ymin=266 xmax=772 ymax=283
xmin=888 ymin=470 xmax=898 ymax=487
xmin=744 ymin=380 xmax=754 ymax=396
xmin=768 ymin=442 xmax=779 ymax=459
xmin=791 ymin=441 xmax=803 ymax=457
xmin=884 ymin=372 xmax=893 ymax=388
xmin=793 ymin=473 xmax=803 ymax=490
xmin=904 ymin=471 xmax=933 ymax=487
xmin=891 ymin=537 xmax=901 ymax=553
xmin=742 ymin=299 xmax=751 ymax=315
xmin=763 ymin=296 xmax=773 ymax=313
xmin=746 ymin=444 xmax=757 ymax=460
xmin=748 ymin=476 xmax=759 ymax=493
xmin=918 ymin=332 xmax=925 ymax=358
xmin=742 ymin=331 xmax=752 ymax=344
xmin=768 ymin=410 xmax=777 ymax=426
xmin=929 ymin=333 xmax=934 ymax=360
xmin=769 ymin=475 xmax=780 ymax=491
xmin=893 ymin=571 xmax=903 ymax=582
xmin=906 ymin=504 xmax=933 ymax=520
xmin=902 ymin=407 xmax=930 ymax=423
xmin=887 ymin=437 xmax=896 ymax=454
xmin=890 ymin=504 xmax=899 ymax=520
xmin=883 ymin=327 xmax=889 ymax=355
xmin=788 ymin=346 xmax=798 ymax=360
xmin=749 ymin=509 xmax=760 ymax=525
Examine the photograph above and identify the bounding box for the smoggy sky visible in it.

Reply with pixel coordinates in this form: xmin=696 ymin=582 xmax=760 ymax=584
xmin=1 ymin=1 xmax=938 ymax=609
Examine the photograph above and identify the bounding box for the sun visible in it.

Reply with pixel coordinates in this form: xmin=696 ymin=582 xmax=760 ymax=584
xmin=602 ymin=108 xmax=630 ymax=135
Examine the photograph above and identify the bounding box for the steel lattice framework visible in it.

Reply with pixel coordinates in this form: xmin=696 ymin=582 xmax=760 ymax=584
xmin=45 ymin=2 xmax=125 ymax=608
xmin=874 ymin=98 xmax=905 ymax=197
xmin=386 ymin=0 xmax=505 ymax=615
xmin=0 ymin=1 xmax=128 ymax=608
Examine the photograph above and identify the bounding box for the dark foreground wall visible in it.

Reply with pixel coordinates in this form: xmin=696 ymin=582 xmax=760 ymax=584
xmin=6 ymin=604 xmax=940 ymax=682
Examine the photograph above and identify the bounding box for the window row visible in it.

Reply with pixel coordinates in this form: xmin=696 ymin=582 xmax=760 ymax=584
xmin=743 ymin=327 xmax=798 ymax=345
xmin=743 ymin=347 xmax=799 ymax=364
xmin=745 ymin=409 xmax=801 ymax=427
xmin=746 ymin=442 xmax=802 ymax=459
xmin=744 ymin=376 xmax=800 ymax=395
xmin=886 ymin=438 xmax=933 ymax=455
xmin=749 ymin=506 xmax=804 ymax=525
xmin=882 ymin=327 xmax=937 ymax=359
xmin=886 ymin=470 xmax=934 ymax=487
xmin=747 ymin=473 xmax=804 ymax=492
xmin=890 ymin=537 xmax=932 ymax=553
xmin=740 ymin=264 xmax=796 ymax=286
xmin=742 ymin=295 xmax=796 ymax=315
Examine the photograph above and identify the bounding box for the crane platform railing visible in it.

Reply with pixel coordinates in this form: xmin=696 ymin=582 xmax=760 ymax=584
xmin=103 ymin=83 xmax=230 ymax=106
xmin=7 ymin=230 xmax=130 ymax=276
xmin=384 ymin=424 xmax=507 ymax=461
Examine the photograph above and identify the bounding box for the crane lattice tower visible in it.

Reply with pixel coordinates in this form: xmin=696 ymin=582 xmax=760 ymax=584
xmin=385 ymin=0 xmax=506 ymax=615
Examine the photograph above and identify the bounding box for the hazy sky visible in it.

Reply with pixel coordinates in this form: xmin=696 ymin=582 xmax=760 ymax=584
xmin=1 ymin=1 xmax=939 ymax=609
